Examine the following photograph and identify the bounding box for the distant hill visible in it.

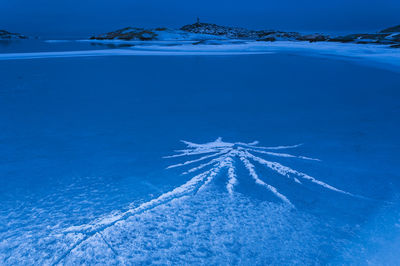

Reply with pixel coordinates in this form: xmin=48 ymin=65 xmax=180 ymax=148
xmin=89 ymin=22 xmax=400 ymax=48
xmin=380 ymin=25 xmax=400 ymax=33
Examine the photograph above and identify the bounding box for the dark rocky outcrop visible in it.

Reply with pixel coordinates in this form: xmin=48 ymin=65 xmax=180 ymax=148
xmin=326 ymin=25 xmax=400 ymax=46
xmin=391 ymin=34 xmax=400 ymax=42
xmin=257 ymin=36 xmax=276 ymax=42
xmin=0 ymin=30 xmax=27 ymax=40
xmin=328 ymin=35 xmax=357 ymax=43
xmin=296 ymin=34 xmax=328 ymax=42
xmin=181 ymin=22 xmax=257 ymax=39
xmin=90 ymin=27 xmax=158 ymax=41
xmin=328 ymin=32 xmax=399 ymax=45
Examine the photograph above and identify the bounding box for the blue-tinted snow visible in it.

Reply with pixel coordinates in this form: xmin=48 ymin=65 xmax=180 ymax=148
xmin=0 ymin=41 xmax=399 ymax=264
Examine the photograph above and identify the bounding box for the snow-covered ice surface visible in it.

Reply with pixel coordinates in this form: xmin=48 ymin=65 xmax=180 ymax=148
xmin=60 ymin=191 xmax=341 ymax=265
xmin=0 ymin=41 xmax=400 ymax=264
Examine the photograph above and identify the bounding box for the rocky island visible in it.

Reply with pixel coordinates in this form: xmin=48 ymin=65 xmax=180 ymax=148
xmin=0 ymin=30 xmax=27 ymax=40
xmin=328 ymin=26 xmax=400 ymax=48
xmin=89 ymin=22 xmax=400 ymax=48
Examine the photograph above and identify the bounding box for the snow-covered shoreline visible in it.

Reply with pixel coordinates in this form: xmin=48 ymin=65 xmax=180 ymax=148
xmin=1 ymin=40 xmax=399 ymax=71
xmin=0 ymin=47 xmax=273 ymax=60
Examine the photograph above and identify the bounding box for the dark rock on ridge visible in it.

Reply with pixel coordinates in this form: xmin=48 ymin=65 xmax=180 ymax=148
xmin=0 ymin=30 xmax=27 ymax=40
xmin=296 ymin=34 xmax=328 ymax=42
xmin=90 ymin=27 xmax=158 ymax=41
xmin=328 ymin=35 xmax=356 ymax=43
xmin=257 ymin=36 xmax=276 ymax=42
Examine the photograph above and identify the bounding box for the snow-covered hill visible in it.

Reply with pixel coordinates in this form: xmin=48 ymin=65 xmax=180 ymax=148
xmin=89 ymin=27 xmax=227 ymax=42
xmin=89 ymin=22 xmax=400 ymax=48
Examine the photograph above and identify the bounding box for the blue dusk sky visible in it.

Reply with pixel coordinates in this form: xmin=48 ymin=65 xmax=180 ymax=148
xmin=1 ymin=0 xmax=399 ymax=37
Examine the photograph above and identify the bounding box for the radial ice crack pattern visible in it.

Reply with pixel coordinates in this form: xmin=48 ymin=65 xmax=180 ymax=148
xmin=55 ymin=138 xmax=353 ymax=264
xmin=165 ymin=137 xmax=353 ymax=206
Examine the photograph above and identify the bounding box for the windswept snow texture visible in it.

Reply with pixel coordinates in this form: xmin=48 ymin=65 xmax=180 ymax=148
xmin=60 ymin=191 xmax=338 ymax=265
